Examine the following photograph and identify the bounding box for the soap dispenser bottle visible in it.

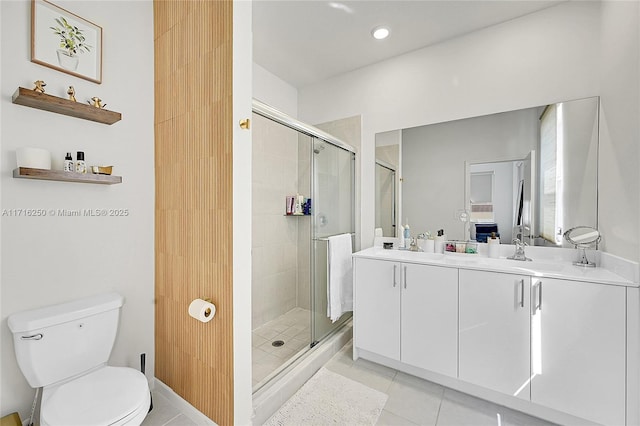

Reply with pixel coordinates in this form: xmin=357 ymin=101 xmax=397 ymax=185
xmin=63 ymin=152 xmax=74 ymax=172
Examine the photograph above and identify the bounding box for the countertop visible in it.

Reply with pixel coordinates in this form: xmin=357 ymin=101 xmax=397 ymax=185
xmin=353 ymin=247 xmax=638 ymax=287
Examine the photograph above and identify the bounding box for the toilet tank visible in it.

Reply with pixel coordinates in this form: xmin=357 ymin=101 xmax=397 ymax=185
xmin=7 ymin=292 xmax=124 ymax=388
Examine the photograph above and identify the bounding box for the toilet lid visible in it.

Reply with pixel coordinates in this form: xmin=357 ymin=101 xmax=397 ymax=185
xmin=42 ymin=366 xmax=149 ymax=426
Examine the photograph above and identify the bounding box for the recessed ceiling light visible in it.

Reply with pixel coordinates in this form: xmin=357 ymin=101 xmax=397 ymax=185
xmin=371 ymin=26 xmax=390 ymax=40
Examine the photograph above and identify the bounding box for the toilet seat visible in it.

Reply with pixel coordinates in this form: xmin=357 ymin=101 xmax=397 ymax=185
xmin=41 ymin=366 xmax=150 ymax=426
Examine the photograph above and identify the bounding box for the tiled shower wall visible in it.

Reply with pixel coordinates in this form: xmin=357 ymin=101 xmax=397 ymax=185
xmin=252 ymin=113 xmax=311 ymax=329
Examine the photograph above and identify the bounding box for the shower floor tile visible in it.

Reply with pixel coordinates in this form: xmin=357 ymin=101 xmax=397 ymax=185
xmin=252 ymin=307 xmax=311 ymax=386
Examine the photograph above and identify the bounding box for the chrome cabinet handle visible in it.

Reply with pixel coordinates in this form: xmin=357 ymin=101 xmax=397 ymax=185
xmin=393 ymin=265 xmax=397 ymax=287
xmin=404 ymin=266 xmax=407 ymax=289
xmin=533 ymin=281 xmax=543 ymax=313
xmin=539 ymin=281 xmax=543 ymax=311
xmin=21 ymin=333 xmax=43 ymax=340
xmin=520 ymin=279 xmax=525 ymax=308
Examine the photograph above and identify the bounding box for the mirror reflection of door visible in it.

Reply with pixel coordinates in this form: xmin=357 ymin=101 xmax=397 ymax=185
xmin=375 ymin=161 xmax=396 ymax=237
xmin=375 ymin=130 xmax=401 ymax=237
xmin=467 ymin=161 xmax=518 ymax=243
xmin=465 ymin=152 xmax=536 ymax=245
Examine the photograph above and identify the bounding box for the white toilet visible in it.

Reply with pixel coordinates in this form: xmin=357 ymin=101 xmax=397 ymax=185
xmin=8 ymin=292 xmax=151 ymax=426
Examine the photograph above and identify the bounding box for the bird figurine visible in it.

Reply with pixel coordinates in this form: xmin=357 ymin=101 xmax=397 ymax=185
xmin=67 ymin=86 xmax=77 ymax=102
xmin=33 ymin=80 xmax=46 ymax=93
xmin=88 ymin=97 xmax=106 ymax=109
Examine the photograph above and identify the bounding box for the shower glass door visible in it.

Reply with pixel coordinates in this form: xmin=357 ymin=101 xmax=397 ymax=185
xmin=311 ymin=138 xmax=355 ymax=344
xmin=251 ymin=112 xmax=313 ymax=390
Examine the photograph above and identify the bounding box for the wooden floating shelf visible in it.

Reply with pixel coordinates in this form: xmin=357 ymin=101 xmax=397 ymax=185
xmin=13 ymin=167 xmax=122 ymax=185
xmin=12 ymin=87 xmax=122 ymax=125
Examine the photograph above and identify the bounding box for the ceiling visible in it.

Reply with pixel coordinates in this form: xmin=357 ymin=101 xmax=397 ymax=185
xmin=253 ymin=0 xmax=564 ymax=88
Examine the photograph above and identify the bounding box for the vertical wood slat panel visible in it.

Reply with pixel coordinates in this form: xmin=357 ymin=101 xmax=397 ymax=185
xmin=154 ymin=1 xmax=233 ymax=424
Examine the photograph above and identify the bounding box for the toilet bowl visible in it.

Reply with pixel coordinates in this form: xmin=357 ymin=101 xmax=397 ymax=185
xmin=8 ymin=292 xmax=150 ymax=426
xmin=40 ymin=366 xmax=150 ymax=426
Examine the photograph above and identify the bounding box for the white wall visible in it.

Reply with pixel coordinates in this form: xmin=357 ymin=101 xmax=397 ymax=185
xmin=233 ymin=1 xmax=253 ymax=422
xmin=297 ymin=1 xmax=605 ymax=253
xmin=253 ymin=63 xmax=298 ymax=118
xmin=0 ymin=0 xmax=154 ymax=420
xmin=598 ymin=0 xmax=640 ymax=261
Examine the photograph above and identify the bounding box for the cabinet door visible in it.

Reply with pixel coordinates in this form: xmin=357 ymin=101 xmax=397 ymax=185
xmin=459 ymin=270 xmax=531 ymax=399
xmin=353 ymin=258 xmax=400 ymax=360
xmin=401 ymin=263 xmax=458 ymax=377
xmin=530 ymin=277 xmax=625 ymax=426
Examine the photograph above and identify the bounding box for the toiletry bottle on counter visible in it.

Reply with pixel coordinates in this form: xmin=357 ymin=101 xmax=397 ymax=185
xmin=75 ymin=151 xmax=86 ymax=174
xmin=403 ymin=220 xmax=411 ymax=248
xmin=63 ymin=152 xmax=74 ymax=172
xmin=434 ymin=229 xmax=446 ymax=253
xmin=488 ymin=232 xmax=500 ymax=258
xmin=399 ymin=225 xmax=405 ymax=248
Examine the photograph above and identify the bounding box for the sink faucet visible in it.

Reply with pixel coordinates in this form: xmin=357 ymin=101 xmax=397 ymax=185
xmin=508 ymin=238 xmax=532 ymax=261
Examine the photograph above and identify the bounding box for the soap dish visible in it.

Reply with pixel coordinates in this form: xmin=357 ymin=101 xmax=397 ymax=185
xmin=91 ymin=165 xmax=113 ymax=175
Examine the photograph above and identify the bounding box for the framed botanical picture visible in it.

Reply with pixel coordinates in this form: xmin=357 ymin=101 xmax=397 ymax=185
xmin=31 ymin=0 xmax=102 ymax=84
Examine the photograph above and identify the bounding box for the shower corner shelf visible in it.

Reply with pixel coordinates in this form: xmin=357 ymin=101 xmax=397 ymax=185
xmin=284 ymin=213 xmax=311 ymax=217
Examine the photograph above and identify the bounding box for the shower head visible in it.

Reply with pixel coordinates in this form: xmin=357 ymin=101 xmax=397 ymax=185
xmin=313 ymin=145 xmax=325 ymax=154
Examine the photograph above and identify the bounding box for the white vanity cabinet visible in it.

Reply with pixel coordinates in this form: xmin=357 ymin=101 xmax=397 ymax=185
xmin=401 ymin=263 xmax=458 ymax=377
xmin=529 ymin=277 xmax=626 ymax=426
xmin=353 ymin=248 xmax=637 ymax=426
xmin=353 ymin=258 xmax=458 ymax=377
xmin=458 ymin=270 xmax=531 ymax=399
xmin=353 ymin=257 xmax=401 ymax=360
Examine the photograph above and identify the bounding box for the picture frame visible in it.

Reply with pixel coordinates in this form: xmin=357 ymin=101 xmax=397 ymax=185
xmin=31 ymin=0 xmax=102 ymax=84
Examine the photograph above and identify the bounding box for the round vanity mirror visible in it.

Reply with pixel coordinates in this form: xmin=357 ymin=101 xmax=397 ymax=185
xmin=563 ymin=226 xmax=601 ymax=247
xmin=563 ymin=226 xmax=601 ymax=267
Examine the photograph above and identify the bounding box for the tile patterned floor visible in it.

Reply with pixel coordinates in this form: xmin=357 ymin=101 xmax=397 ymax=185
xmin=144 ymin=338 xmax=557 ymax=426
xmin=141 ymin=391 xmax=197 ymax=426
xmin=321 ymin=341 xmax=556 ymax=426
xmin=252 ymin=307 xmax=311 ymax=387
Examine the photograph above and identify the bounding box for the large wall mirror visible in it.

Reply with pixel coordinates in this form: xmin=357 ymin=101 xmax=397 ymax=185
xmin=374 ymin=96 xmax=599 ymax=247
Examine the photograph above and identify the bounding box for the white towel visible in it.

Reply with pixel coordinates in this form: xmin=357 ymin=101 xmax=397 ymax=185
xmin=327 ymin=233 xmax=353 ymax=322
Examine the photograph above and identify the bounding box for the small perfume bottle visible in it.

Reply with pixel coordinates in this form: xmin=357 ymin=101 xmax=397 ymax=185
xmin=75 ymin=151 xmax=87 ymax=174
xmin=63 ymin=152 xmax=74 ymax=172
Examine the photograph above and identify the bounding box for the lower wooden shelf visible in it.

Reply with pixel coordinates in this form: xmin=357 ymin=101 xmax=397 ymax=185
xmin=13 ymin=167 xmax=122 ymax=185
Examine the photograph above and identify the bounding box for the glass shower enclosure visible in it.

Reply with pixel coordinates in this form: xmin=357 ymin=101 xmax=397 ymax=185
xmin=251 ymin=100 xmax=355 ymax=391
